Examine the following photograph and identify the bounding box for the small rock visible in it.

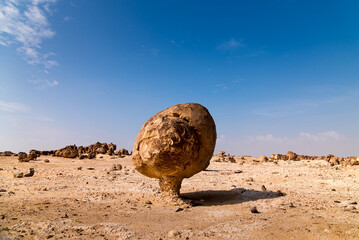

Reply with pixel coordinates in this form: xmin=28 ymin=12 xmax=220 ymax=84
xmin=13 ymin=172 xmax=23 ymax=178
xmin=234 ymin=170 xmax=243 ymax=174
xmin=168 ymin=230 xmax=181 ymax=238
xmin=289 ymin=202 xmax=295 ymax=208
xmin=24 ymin=168 xmax=35 ymax=177
xmin=250 ymin=206 xmax=259 ymax=213
xmin=77 ymin=167 xmax=82 ymax=170
xmin=145 ymin=200 xmax=152 ymax=205
xmin=276 ymin=190 xmax=285 ymax=196
xmin=87 ymin=167 xmax=95 ymax=170
xmin=175 ymin=207 xmax=184 ymax=212
xmin=245 ymin=177 xmax=254 ymax=182
xmin=261 ymin=185 xmax=267 ymax=191
xmin=334 ymin=200 xmax=341 ymax=203
xmin=345 ymin=205 xmax=356 ymax=211
xmin=1 ymin=214 xmax=5 ymax=219
xmin=111 ymin=164 xmax=122 ymax=171
xmin=44 ymin=159 xmax=50 ymax=163
xmin=0 ymin=189 xmax=6 ymax=192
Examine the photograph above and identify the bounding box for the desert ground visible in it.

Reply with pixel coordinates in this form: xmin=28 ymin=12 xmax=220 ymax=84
xmin=0 ymin=154 xmax=359 ymax=240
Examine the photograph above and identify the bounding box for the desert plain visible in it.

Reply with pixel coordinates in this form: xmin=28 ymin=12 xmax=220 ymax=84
xmin=0 ymin=150 xmax=359 ymax=240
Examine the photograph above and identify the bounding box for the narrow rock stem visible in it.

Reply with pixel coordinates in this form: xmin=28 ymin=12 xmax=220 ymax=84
xmin=159 ymin=176 xmax=183 ymax=199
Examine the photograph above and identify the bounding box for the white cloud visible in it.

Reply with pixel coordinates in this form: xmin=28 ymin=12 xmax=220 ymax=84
xmin=299 ymin=131 xmax=342 ymax=142
xmin=247 ymin=134 xmax=289 ymax=144
xmin=63 ymin=16 xmax=72 ymax=21
xmin=0 ymin=0 xmax=57 ymax=68
xmin=0 ymin=100 xmax=29 ymax=112
xmin=218 ymin=38 xmax=244 ymax=50
xmin=28 ymin=78 xmax=58 ymax=88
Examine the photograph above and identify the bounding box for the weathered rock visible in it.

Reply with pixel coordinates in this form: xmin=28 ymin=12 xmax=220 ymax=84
xmin=259 ymin=155 xmax=268 ymax=162
xmin=218 ymin=151 xmax=226 ymax=156
xmin=111 ymin=164 xmax=122 ymax=171
xmin=29 ymin=150 xmax=41 ymax=157
xmin=116 ymin=148 xmax=129 ymax=156
xmin=286 ymin=151 xmax=297 ymax=160
xmin=24 ymin=168 xmax=35 ymax=177
xmin=18 ymin=152 xmax=30 ymax=162
xmin=132 ymin=103 xmax=216 ymax=201
xmin=13 ymin=172 xmax=23 ymax=178
xmin=0 ymin=151 xmax=15 ymax=156
xmin=55 ymin=145 xmax=78 ymax=158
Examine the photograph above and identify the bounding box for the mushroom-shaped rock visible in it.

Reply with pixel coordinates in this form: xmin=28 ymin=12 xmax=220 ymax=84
xmin=132 ymin=103 xmax=217 ymax=200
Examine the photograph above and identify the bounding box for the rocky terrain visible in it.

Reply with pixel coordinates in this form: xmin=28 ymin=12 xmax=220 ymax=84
xmin=0 ymin=151 xmax=359 ymax=240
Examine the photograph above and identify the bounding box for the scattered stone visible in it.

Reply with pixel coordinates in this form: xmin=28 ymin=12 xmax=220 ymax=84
xmin=77 ymin=167 xmax=82 ymax=170
xmin=245 ymin=177 xmax=254 ymax=182
xmin=286 ymin=151 xmax=298 ymax=160
xmin=276 ymin=190 xmax=285 ymax=196
xmin=234 ymin=170 xmax=243 ymax=174
xmin=87 ymin=167 xmax=95 ymax=170
xmin=13 ymin=172 xmax=23 ymax=178
xmin=24 ymin=168 xmax=35 ymax=177
xmin=261 ymin=185 xmax=267 ymax=192
xmin=111 ymin=164 xmax=122 ymax=171
xmin=0 ymin=189 xmax=6 ymax=192
xmin=250 ymin=206 xmax=259 ymax=213
xmin=176 ymin=207 xmax=184 ymax=212
xmin=145 ymin=200 xmax=152 ymax=205
xmin=44 ymin=159 xmax=50 ymax=163
xmin=334 ymin=200 xmax=341 ymax=203
xmin=168 ymin=230 xmax=181 ymax=238
xmin=0 ymin=214 xmax=5 ymax=219
xmin=259 ymin=155 xmax=268 ymax=162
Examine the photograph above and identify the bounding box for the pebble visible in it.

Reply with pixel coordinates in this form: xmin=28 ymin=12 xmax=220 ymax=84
xmin=77 ymin=167 xmax=82 ymax=170
xmin=87 ymin=167 xmax=95 ymax=170
xmin=245 ymin=177 xmax=254 ymax=182
xmin=168 ymin=230 xmax=181 ymax=238
xmin=44 ymin=159 xmax=50 ymax=163
xmin=276 ymin=190 xmax=285 ymax=196
xmin=250 ymin=206 xmax=259 ymax=213
xmin=261 ymin=185 xmax=267 ymax=191
xmin=0 ymin=189 xmax=6 ymax=192
xmin=145 ymin=200 xmax=152 ymax=205
xmin=175 ymin=207 xmax=184 ymax=212
xmin=24 ymin=168 xmax=35 ymax=177
xmin=13 ymin=172 xmax=23 ymax=178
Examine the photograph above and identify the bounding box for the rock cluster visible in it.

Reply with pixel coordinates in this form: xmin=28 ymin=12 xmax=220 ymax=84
xmin=18 ymin=152 xmax=37 ymax=162
xmin=55 ymin=142 xmax=119 ymax=159
xmin=12 ymin=142 xmax=130 ymax=161
xmin=211 ymin=151 xmax=236 ymax=163
xmin=0 ymin=151 xmax=17 ymax=156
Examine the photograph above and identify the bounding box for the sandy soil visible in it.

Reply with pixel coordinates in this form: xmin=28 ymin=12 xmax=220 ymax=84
xmin=0 ymin=155 xmax=359 ymax=240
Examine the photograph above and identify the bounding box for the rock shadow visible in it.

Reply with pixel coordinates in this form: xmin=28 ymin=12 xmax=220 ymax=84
xmin=181 ymin=188 xmax=285 ymax=206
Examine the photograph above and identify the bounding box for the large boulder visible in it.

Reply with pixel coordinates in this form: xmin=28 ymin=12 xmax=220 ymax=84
xmin=132 ymin=103 xmax=217 ymax=200
xmin=18 ymin=152 xmax=30 ymax=162
xmin=55 ymin=145 xmax=78 ymax=158
xmin=29 ymin=150 xmax=41 ymax=157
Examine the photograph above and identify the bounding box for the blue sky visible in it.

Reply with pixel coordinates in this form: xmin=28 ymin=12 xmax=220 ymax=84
xmin=1 ymin=0 xmax=359 ymax=157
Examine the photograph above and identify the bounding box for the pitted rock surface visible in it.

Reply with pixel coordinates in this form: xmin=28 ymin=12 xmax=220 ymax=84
xmin=132 ymin=103 xmax=216 ymax=198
